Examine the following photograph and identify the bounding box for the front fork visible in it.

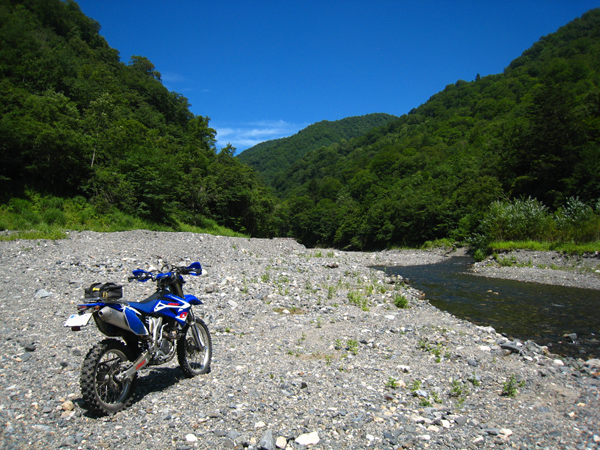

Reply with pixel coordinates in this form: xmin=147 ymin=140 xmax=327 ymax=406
xmin=187 ymin=310 xmax=205 ymax=352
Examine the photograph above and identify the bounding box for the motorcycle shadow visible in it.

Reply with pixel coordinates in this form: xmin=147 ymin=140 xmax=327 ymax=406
xmin=134 ymin=365 xmax=189 ymax=398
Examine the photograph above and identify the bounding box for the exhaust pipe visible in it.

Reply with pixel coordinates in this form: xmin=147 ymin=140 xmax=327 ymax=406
xmin=98 ymin=306 xmax=148 ymax=336
xmin=98 ymin=306 xmax=128 ymax=329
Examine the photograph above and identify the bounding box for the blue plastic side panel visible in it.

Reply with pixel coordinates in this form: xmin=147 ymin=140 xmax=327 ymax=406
xmin=130 ymin=300 xmax=159 ymax=315
xmin=185 ymin=294 xmax=203 ymax=305
xmin=124 ymin=307 xmax=148 ymax=335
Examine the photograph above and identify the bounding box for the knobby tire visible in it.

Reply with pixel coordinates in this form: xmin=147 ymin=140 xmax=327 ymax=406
xmin=80 ymin=339 xmax=137 ymax=415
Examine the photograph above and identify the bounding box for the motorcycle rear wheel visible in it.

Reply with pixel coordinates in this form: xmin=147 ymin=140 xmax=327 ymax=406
xmin=81 ymin=339 xmax=137 ymax=415
xmin=177 ymin=318 xmax=212 ymax=377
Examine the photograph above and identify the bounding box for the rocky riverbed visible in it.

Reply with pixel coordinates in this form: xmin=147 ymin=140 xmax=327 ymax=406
xmin=0 ymin=231 xmax=599 ymax=450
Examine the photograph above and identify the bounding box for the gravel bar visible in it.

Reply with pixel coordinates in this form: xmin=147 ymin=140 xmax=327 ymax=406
xmin=0 ymin=231 xmax=598 ymax=449
xmin=471 ymin=249 xmax=600 ymax=291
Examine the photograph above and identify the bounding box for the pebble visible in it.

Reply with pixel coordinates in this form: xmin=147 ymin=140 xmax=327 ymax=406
xmin=258 ymin=429 xmax=274 ymax=450
xmin=185 ymin=434 xmax=198 ymax=442
xmin=0 ymin=231 xmax=597 ymax=450
xmin=295 ymin=431 xmax=320 ymax=446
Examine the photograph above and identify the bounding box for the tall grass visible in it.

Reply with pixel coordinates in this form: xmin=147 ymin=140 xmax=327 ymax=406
xmin=472 ymin=197 xmax=600 ymax=255
xmin=0 ymin=193 xmax=247 ymax=240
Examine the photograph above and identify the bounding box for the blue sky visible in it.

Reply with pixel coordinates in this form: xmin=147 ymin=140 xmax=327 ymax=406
xmin=75 ymin=1 xmax=599 ymax=153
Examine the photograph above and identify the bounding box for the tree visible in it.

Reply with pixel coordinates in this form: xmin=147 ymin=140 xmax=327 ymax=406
xmin=503 ymin=82 xmax=583 ymax=205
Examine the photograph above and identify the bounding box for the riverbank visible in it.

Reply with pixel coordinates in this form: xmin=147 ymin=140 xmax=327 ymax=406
xmin=0 ymin=232 xmax=598 ymax=449
xmin=471 ymin=249 xmax=600 ymax=290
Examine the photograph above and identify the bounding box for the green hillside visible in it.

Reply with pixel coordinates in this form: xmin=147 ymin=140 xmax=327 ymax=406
xmin=236 ymin=113 xmax=398 ymax=188
xmin=1 ymin=1 xmax=598 ymax=250
xmin=271 ymin=9 xmax=600 ymax=248
xmin=0 ymin=0 xmax=274 ymax=236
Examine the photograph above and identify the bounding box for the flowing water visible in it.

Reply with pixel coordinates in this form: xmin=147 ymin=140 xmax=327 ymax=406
xmin=377 ymin=257 xmax=600 ymax=359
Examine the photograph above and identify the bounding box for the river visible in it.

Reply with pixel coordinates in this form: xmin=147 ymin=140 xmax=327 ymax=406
xmin=377 ymin=256 xmax=600 ymax=359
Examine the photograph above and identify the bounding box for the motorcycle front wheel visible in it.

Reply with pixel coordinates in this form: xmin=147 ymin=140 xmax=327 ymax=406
xmin=177 ymin=318 xmax=212 ymax=377
xmin=80 ymin=339 xmax=137 ymax=415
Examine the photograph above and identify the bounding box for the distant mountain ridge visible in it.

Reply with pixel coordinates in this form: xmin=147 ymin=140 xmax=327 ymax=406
xmin=236 ymin=113 xmax=398 ymax=186
xmin=265 ymin=8 xmax=600 ymax=248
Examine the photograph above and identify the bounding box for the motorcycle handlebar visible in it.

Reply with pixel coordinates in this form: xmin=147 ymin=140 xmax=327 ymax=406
xmin=127 ymin=262 xmax=202 ymax=282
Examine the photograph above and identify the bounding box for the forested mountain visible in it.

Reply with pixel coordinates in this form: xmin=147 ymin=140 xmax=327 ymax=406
xmin=0 ymin=0 xmax=274 ymax=235
xmin=269 ymin=8 xmax=600 ymax=248
xmin=237 ymin=113 xmax=398 ymax=187
xmin=1 ymin=1 xmax=599 ymax=250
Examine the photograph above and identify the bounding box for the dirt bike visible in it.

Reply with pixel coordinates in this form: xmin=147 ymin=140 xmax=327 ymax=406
xmin=64 ymin=262 xmax=212 ymax=415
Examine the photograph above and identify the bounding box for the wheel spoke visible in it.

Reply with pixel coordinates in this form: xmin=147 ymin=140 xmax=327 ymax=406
xmin=81 ymin=340 xmax=136 ymax=415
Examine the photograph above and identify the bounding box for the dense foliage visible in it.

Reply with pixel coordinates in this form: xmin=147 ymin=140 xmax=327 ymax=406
xmin=2 ymin=1 xmax=599 ymax=250
xmin=0 ymin=0 xmax=274 ymax=235
xmin=237 ymin=113 xmax=398 ymax=188
xmin=263 ymin=9 xmax=600 ymax=249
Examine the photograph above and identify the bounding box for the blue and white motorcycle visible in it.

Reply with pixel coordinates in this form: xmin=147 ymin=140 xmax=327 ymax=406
xmin=64 ymin=262 xmax=212 ymax=415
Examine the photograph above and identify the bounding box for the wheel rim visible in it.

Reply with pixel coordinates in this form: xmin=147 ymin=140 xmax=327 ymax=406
xmin=95 ymin=349 xmax=131 ymax=406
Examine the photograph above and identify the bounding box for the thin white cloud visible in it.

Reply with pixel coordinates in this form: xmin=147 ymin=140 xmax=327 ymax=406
xmin=161 ymin=72 xmax=185 ymax=83
xmin=160 ymin=73 xmax=210 ymax=94
xmin=214 ymin=120 xmax=308 ymax=153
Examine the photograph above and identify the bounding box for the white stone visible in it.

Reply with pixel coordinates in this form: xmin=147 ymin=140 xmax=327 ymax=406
xmin=500 ymin=428 xmax=513 ymax=437
xmin=228 ymin=300 xmax=239 ymax=308
xmin=255 ymin=421 xmax=266 ymax=428
xmin=61 ymin=400 xmax=74 ymax=411
xmin=478 ymin=345 xmax=491 ymax=352
xmin=553 ymin=359 xmax=565 ymax=366
xmin=295 ymin=431 xmax=320 ymax=446
xmin=60 ymin=410 xmax=75 ymax=419
xmin=478 ymin=326 xmax=496 ymax=334
xmin=472 ymin=436 xmax=485 ymax=444
xmin=185 ymin=434 xmax=198 ymax=442
xmin=276 ymin=436 xmax=288 ymax=448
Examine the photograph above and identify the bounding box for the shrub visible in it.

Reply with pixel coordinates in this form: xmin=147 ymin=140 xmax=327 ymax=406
xmin=394 ymin=294 xmax=409 ymax=309
xmin=8 ymin=198 xmax=32 ymax=214
xmin=479 ymin=197 xmax=551 ymax=242
xmin=20 ymin=209 xmax=42 ymax=226
xmin=472 ymin=248 xmax=487 ymax=262
xmin=42 ymin=208 xmax=67 ymax=226
xmin=501 ymin=375 xmax=524 ymax=397
xmin=555 ymin=197 xmax=599 ymax=243
xmin=475 ymin=196 xmax=600 ymax=246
